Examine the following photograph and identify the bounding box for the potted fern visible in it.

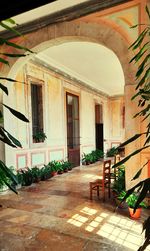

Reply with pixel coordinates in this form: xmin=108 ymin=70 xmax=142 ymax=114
xmin=118 ymin=191 xmax=147 ymax=219
xmin=33 ymin=130 xmax=47 ymax=143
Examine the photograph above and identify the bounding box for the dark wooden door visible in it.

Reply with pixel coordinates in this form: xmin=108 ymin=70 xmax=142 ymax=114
xmin=66 ymin=93 xmax=80 ymax=167
xmin=96 ymin=123 xmax=103 ymax=151
xmin=95 ymin=104 xmax=103 ymax=151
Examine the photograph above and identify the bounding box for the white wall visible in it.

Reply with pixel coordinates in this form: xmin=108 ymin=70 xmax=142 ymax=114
xmin=3 ymin=61 xmax=125 ymax=169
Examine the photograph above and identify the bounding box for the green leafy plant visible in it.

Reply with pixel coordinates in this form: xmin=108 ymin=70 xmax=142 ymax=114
xmin=112 ymin=165 xmax=125 ymax=194
xmin=106 ymin=147 xmax=118 ymax=157
xmin=31 ymin=166 xmax=41 ymax=182
xmin=82 ymin=149 xmax=104 ymax=165
xmin=18 ymin=168 xmax=33 ymax=186
xmin=118 ymin=191 xmax=147 ymax=209
xmin=33 ymin=131 xmax=47 ymax=143
xmin=0 ymin=19 xmax=33 ymax=192
xmin=113 ymin=6 xmax=150 ymax=251
xmin=40 ymin=165 xmax=51 ymax=180
xmin=61 ymin=160 xmax=72 ymax=171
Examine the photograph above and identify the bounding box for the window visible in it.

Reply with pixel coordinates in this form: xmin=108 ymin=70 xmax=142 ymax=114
xmin=31 ymin=83 xmax=44 ymax=142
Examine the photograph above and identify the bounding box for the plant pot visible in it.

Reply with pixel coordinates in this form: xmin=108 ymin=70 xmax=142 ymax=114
xmin=63 ymin=168 xmax=68 ymax=172
xmin=51 ymin=171 xmax=57 ymax=176
xmin=128 ymin=207 xmax=142 ymax=219
xmin=58 ymin=170 xmax=63 ymax=175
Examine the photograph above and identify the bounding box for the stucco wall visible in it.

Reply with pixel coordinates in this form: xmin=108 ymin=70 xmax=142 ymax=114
xmin=3 ymin=61 xmax=125 ymax=169
xmin=0 ymin=92 xmax=5 ymax=162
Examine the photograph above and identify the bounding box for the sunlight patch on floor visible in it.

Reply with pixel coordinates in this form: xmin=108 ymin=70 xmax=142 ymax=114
xmin=80 ymin=207 xmax=97 ymax=215
xmin=67 ymin=206 xmax=150 ymax=250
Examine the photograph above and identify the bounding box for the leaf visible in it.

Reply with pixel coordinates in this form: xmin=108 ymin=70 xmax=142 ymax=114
xmin=132 ymin=161 xmax=148 ymax=181
xmin=0 ymin=83 xmax=8 ymax=95
xmin=0 ymin=53 xmax=27 ymax=58
xmin=136 ymin=68 xmax=150 ymax=89
xmin=132 ymin=29 xmax=148 ymax=50
xmin=136 ymin=54 xmax=150 ymax=78
xmin=129 ymin=42 xmax=149 ymax=63
xmin=113 ymin=145 xmax=150 ymax=169
xmin=131 ymin=90 xmax=140 ymax=100
xmin=0 ymin=77 xmax=24 ymax=83
xmin=143 ymin=216 xmax=150 ymax=238
xmin=5 ymin=40 xmax=33 ymax=53
xmin=1 ymin=127 xmax=22 ymax=147
xmin=0 ymin=160 xmax=18 ymax=185
xmin=0 ymin=127 xmax=17 ymax=148
xmin=2 ymin=104 xmax=29 ymax=122
xmin=116 ymin=133 xmax=146 ymax=149
xmin=4 ymin=180 xmax=18 ymax=194
xmin=146 ymin=5 xmax=150 ymax=19
xmin=142 ymin=113 xmax=150 ymax=122
xmin=0 ymin=37 xmax=33 ymax=53
xmin=134 ymin=179 xmax=150 ymax=212
xmin=0 ymin=21 xmax=22 ymax=36
xmin=4 ymin=18 xmax=16 ymax=25
xmin=0 ymin=57 xmax=9 ymax=65
xmin=129 ymin=28 xmax=148 ymax=50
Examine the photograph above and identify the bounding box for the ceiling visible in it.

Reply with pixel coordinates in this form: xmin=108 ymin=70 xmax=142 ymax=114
xmin=36 ymin=41 xmax=125 ymax=96
xmin=2 ymin=0 xmax=125 ymax=96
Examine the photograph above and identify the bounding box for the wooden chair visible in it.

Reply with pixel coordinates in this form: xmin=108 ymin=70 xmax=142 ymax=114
xmin=111 ymin=154 xmax=121 ymax=181
xmin=89 ymin=160 xmax=111 ymax=201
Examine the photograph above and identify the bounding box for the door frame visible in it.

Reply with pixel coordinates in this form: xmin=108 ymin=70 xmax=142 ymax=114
xmin=65 ymin=90 xmax=80 ymax=166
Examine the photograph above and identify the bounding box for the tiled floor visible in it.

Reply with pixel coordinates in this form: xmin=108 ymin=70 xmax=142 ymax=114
xmin=0 ymin=163 xmax=149 ymax=251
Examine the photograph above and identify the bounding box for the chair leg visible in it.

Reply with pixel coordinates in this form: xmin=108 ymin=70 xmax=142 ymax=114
xmin=108 ymin=179 xmax=111 ymax=198
xmin=97 ymin=186 xmax=99 ymax=198
xmin=90 ymin=183 xmax=93 ymax=200
xmin=102 ymin=186 xmax=105 ymax=202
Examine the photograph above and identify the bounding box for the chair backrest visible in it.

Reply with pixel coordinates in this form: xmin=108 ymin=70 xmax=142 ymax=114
xmin=102 ymin=160 xmax=111 ymax=186
xmin=114 ymin=154 xmax=121 ymax=164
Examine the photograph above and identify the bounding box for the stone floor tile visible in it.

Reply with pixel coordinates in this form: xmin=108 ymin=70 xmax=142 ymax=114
xmin=0 ymin=163 xmax=149 ymax=251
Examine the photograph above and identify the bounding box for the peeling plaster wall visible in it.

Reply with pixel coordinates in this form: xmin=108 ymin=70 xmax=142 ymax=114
xmin=0 ymin=91 xmax=5 ymax=162
xmin=4 ymin=61 xmax=125 ymax=169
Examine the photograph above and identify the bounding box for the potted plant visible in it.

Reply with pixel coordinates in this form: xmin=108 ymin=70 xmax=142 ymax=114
xmin=33 ymin=130 xmax=47 ymax=143
xmin=112 ymin=165 xmax=127 ymax=208
xmin=49 ymin=161 xmax=58 ymax=176
xmin=19 ymin=168 xmax=33 ymax=186
xmin=31 ymin=166 xmax=41 ymax=183
xmin=40 ymin=165 xmax=51 ymax=181
xmin=61 ymin=160 xmax=72 ymax=172
xmin=57 ymin=162 xmax=64 ymax=175
xmin=82 ymin=153 xmax=93 ymax=165
xmin=118 ymin=191 xmax=147 ymax=219
xmin=106 ymin=147 xmax=118 ymax=157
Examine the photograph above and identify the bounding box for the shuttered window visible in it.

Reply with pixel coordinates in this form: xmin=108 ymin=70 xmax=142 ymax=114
xmin=31 ymin=83 xmax=44 ymax=142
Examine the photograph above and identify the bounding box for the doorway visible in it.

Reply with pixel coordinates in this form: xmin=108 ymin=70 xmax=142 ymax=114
xmin=66 ymin=93 xmax=80 ymax=167
xmin=95 ymin=104 xmax=103 ymax=151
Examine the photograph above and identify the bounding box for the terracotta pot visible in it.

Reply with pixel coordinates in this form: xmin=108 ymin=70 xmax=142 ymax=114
xmin=128 ymin=207 xmax=142 ymax=219
xmin=51 ymin=171 xmax=57 ymax=176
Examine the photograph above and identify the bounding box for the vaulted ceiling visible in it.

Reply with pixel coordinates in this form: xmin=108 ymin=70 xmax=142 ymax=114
xmin=36 ymin=42 xmax=125 ymax=96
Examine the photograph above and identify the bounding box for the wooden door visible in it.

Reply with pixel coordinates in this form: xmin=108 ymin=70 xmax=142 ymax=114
xmin=95 ymin=104 xmax=103 ymax=151
xmin=66 ymin=93 xmax=80 ymax=167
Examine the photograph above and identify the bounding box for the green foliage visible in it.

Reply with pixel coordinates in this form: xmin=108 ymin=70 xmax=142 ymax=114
xmin=17 ymin=168 xmax=33 ymax=186
xmin=40 ymin=165 xmax=51 ymax=180
xmin=0 ymin=19 xmax=33 ymax=192
xmin=30 ymin=166 xmax=41 ymax=182
xmin=112 ymin=165 xmax=125 ymax=194
xmin=106 ymin=147 xmax=118 ymax=157
xmin=61 ymin=160 xmax=72 ymax=170
xmin=112 ymin=7 xmax=150 ymax=250
xmin=82 ymin=149 xmax=104 ymax=165
xmin=33 ymin=130 xmax=47 ymax=142
xmin=118 ymin=191 xmax=147 ymax=209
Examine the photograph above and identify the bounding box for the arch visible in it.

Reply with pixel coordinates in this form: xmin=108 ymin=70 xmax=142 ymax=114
xmin=2 ymin=21 xmax=136 ymax=86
